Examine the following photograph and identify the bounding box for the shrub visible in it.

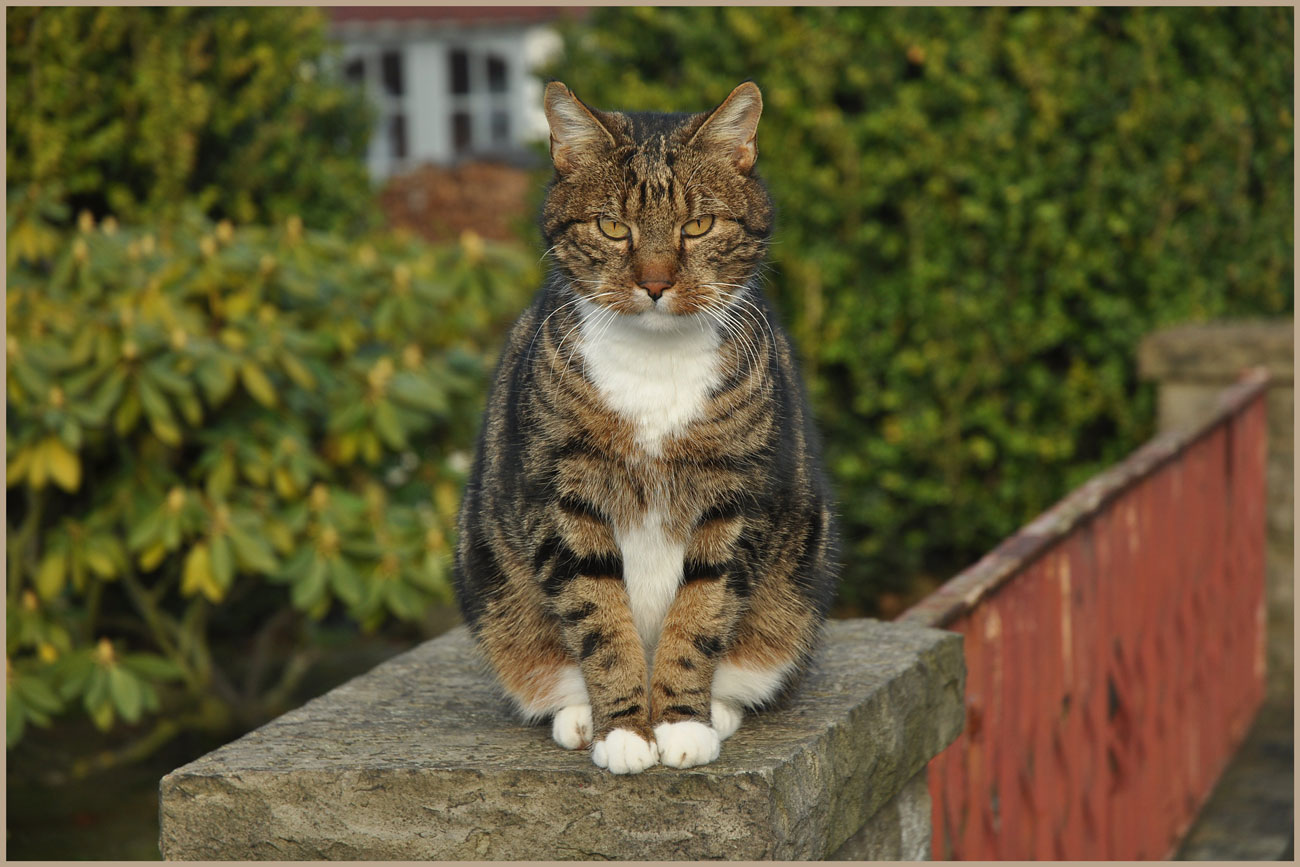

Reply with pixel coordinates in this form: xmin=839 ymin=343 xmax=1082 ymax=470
xmin=6 ymin=209 xmax=536 ymax=750
xmin=549 ymin=7 xmax=1294 ymax=608
xmin=6 ymin=7 xmax=375 ymax=233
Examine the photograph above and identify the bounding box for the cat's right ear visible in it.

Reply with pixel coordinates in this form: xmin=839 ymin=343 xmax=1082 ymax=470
xmin=544 ymin=82 xmax=616 ymax=173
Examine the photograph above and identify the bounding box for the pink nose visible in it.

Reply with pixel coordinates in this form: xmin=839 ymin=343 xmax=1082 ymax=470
xmin=639 ymin=281 xmax=672 ymax=301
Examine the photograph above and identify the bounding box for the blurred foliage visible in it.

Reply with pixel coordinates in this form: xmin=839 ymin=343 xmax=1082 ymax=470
xmin=6 ymin=7 xmax=376 ymax=234
xmin=550 ymin=7 xmax=1294 ymax=608
xmin=6 ymin=206 xmax=535 ymax=752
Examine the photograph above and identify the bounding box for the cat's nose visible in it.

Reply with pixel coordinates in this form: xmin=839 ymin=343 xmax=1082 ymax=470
xmin=639 ymin=280 xmax=672 ymax=301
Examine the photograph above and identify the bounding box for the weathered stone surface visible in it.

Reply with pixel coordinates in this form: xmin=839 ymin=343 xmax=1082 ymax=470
xmin=1137 ymin=319 xmax=1293 ymax=383
xmin=828 ymin=770 xmax=931 ymax=860
xmin=1175 ymin=700 xmax=1294 ymax=861
xmin=160 ymin=618 xmax=964 ymax=860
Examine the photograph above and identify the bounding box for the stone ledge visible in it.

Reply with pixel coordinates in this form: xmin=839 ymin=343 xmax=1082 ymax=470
xmin=1138 ymin=319 xmax=1293 ymax=383
xmin=159 ymin=619 xmax=964 ymax=860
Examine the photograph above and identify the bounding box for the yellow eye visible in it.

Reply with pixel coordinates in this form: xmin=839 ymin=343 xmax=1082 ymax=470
xmin=682 ymin=215 xmax=715 ymax=238
xmin=597 ymin=217 xmax=630 ymax=240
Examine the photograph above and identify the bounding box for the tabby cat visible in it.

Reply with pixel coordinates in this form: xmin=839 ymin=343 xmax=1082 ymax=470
xmin=453 ymin=81 xmax=838 ymax=774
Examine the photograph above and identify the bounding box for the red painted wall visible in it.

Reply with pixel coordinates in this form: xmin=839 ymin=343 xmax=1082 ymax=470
xmin=902 ymin=374 xmax=1269 ymax=859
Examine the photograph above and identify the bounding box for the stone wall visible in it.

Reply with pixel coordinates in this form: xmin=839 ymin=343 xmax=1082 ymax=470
xmin=160 ymin=619 xmax=964 ymax=860
xmin=1139 ymin=319 xmax=1294 ymax=700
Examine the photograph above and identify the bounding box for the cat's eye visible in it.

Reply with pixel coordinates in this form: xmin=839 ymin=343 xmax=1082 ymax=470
xmin=682 ymin=215 xmax=715 ymax=238
xmin=597 ymin=217 xmax=630 ymax=240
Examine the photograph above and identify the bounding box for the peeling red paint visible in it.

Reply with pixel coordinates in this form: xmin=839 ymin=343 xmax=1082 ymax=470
xmin=900 ymin=370 xmax=1269 ymax=860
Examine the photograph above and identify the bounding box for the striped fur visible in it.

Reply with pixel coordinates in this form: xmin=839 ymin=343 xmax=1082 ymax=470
xmin=453 ymin=82 xmax=839 ymax=773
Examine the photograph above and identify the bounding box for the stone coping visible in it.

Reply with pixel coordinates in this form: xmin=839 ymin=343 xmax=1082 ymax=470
xmin=1138 ymin=319 xmax=1293 ymax=383
xmin=160 ymin=618 xmax=964 ymax=860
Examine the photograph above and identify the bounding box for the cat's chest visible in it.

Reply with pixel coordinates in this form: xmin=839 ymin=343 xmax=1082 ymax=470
xmin=576 ymin=311 xmax=723 ymax=457
xmin=575 ymin=311 xmax=723 ymax=651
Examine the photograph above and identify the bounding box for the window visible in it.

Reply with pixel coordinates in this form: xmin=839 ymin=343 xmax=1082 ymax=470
xmin=343 ymin=46 xmax=409 ymax=176
xmin=487 ymin=55 xmax=508 ymax=93
xmin=452 ymin=112 xmax=473 ymax=153
xmin=450 ymin=49 xmax=470 ymax=96
xmin=344 ymin=57 xmax=365 ymax=85
xmin=389 ymin=114 xmax=408 ymax=160
xmin=381 ymin=50 xmax=404 ymax=98
xmin=446 ymin=45 xmax=515 ymax=157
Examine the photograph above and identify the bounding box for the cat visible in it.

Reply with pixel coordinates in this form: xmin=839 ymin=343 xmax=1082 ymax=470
xmin=452 ymin=80 xmax=838 ymax=774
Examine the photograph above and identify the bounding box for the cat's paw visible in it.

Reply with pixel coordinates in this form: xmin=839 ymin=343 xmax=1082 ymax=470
xmin=591 ymin=728 xmax=659 ymax=774
xmin=711 ymin=700 xmax=743 ymax=740
xmin=551 ymin=704 xmax=593 ymax=750
xmin=654 ymin=720 xmax=721 ymax=768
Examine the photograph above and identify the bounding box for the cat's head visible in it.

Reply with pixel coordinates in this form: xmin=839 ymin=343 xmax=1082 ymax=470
xmin=540 ymin=81 xmax=774 ymax=329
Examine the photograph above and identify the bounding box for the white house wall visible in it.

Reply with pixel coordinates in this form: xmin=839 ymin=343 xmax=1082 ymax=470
xmin=335 ymin=20 xmax=563 ymax=178
xmin=406 ymin=41 xmax=449 ymax=165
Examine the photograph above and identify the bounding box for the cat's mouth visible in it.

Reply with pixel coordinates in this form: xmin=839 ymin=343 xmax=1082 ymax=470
xmin=580 ymin=289 xmax=714 ymax=335
xmin=622 ymin=285 xmax=717 ymax=319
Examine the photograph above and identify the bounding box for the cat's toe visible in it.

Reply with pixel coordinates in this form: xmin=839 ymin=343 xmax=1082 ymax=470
xmin=591 ymin=728 xmax=659 ymax=774
xmin=551 ymin=704 xmax=593 ymax=750
xmin=654 ymin=720 xmax=721 ymax=768
xmin=711 ymin=700 xmax=743 ymax=740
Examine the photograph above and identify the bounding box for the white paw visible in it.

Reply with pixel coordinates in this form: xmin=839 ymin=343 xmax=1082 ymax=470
xmin=591 ymin=728 xmax=659 ymax=774
xmin=552 ymin=704 xmax=593 ymax=750
xmin=654 ymin=720 xmax=721 ymax=768
xmin=711 ymin=700 xmax=743 ymax=740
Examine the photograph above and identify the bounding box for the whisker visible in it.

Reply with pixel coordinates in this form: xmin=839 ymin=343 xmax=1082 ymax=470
xmin=530 ymin=288 xmax=619 ymax=362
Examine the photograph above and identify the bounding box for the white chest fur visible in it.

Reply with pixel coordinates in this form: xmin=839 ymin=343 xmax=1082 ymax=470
xmin=577 ymin=305 xmax=723 ymax=650
xmin=576 ymin=305 xmax=723 ymax=457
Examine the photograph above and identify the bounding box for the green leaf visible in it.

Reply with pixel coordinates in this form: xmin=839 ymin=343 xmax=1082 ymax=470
xmin=83 ymin=536 xmax=119 ymax=579
xmin=210 ymin=533 xmax=235 ymax=590
xmin=206 ymin=451 xmax=236 ymax=501
xmin=44 ymin=437 xmax=81 ymax=492
xmin=388 ymin=372 xmax=448 ymax=413
xmin=195 ymin=357 xmax=237 ymax=405
xmin=181 ymin=542 xmax=222 ymax=602
xmin=328 ymin=555 xmax=364 ymax=607
xmin=228 ymin=526 xmax=279 ymax=575
xmin=89 ymin=697 xmax=115 ymax=731
xmin=54 ymin=654 xmax=95 ymax=699
xmin=239 ymin=361 xmax=278 ymax=407
xmin=16 ymin=673 xmax=64 ymax=715
xmin=138 ymin=374 xmax=181 ymax=445
xmin=78 ymin=367 xmax=126 ymax=426
xmin=83 ymin=666 xmax=111 ymax=715
xmin=35 ymin=549 xmax=67 ymax=600
xmin=291 ymin=554 xmax=329 ymax=610
xmin=108 ymin=665 xmax=144 ymax=723
xmin=146 ymin=358 xmax=195 ymax=398
xmin=128 ymin=506 xmax=166 ymax=551
xmin=372 ymin=400 xmax=406 ymax=450
xmin=279 ymin=351 xmax=316 ymax=389
xmin=386 ymin=581 xmax=427 ymax=621
xmin=113 ymin=386 xmax=142 ymax=435
xmin=7 ymin=696 xmax=26 ymax=748
xmin=122 ymin=653 xmax=185 ymax=682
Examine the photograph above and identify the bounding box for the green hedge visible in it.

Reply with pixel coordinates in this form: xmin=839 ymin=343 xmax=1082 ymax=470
xmin=6 ymin=212 xmax=535 ymax=748
xmin=549 ymin=7 xmax=1294 ymax=608
xmin=6 ymin=7 xmax=375 ymax=233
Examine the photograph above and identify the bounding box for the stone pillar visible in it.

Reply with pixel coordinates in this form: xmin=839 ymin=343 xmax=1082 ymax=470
xmin=1139 ymin=319 xmax=1293 ymax=701
xmin=159 ymin=619 xmax=964 ymax=860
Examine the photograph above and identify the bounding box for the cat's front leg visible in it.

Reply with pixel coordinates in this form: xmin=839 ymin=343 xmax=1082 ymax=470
xmin=649 ymin=572 xmax=744 ymax=768
xmin=540 ymin=540 xmax=658 ymax=774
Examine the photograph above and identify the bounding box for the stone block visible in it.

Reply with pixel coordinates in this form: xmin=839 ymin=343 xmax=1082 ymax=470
xmin=1137 ymin=319 xmax=1293 ymax=384
xmin=828 ymin=770 xmax=931 ymax=860
xmin=159 ymin=618 xmax=964 ymax=860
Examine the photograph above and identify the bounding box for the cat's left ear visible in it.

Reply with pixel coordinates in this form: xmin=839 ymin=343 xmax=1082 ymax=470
xmin=544 ymin=81 xmax=616 ymax=173
xmin=689 ymin=81 xmax=763 ymax=173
